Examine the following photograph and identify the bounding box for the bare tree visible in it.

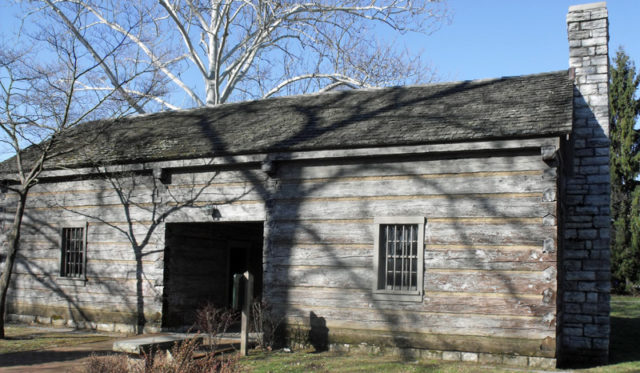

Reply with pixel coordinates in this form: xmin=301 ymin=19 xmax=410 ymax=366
xmin=0 ymin=21 xmax=142 ymax=338
xmin=30 ymin=0 xmax=448 ymax=109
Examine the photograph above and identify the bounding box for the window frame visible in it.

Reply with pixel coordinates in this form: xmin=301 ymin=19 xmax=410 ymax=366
xmin=59 ymin=223 xmax=88 ymax=280
xmin=372 ymin=216 xmax=425 ymax=302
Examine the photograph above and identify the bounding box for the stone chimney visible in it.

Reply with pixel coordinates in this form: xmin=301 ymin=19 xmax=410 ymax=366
xmin=560 ymin=2 xmax=610 ymax=366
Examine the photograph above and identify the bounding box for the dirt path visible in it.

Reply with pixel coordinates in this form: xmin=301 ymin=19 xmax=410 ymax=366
xmin=0 ymin=329 xmax=121 ymax=373
xmin=0 ymin=340 xmax=116 ymax=372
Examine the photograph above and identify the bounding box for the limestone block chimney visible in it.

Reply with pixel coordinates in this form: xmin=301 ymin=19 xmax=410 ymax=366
xmin=559 ymin=2 xmax=610 ymax=367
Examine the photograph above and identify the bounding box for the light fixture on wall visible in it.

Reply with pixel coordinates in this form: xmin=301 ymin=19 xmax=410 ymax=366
xmin=210 ymin=206 xmax=222 ymax=219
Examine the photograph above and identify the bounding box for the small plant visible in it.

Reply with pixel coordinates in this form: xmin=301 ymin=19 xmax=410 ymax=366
xmin=194 ymin=303 xmax=239 ymax=351
xmin=84 ymin=337 xmax=239 ymax=373
xmin=85 ymin=354 xmax=133 ymax=373
xmin=84 ymin=304 xmax=243 ymax=373
xmin=251 ymin=299 xmax=284 ymax=351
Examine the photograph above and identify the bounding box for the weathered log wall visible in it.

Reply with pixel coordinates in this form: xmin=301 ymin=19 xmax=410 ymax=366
xmin=1 ymin=166 xmax=268 ymax=330
xmin=1 ymin=140 xmax=559 ymax=358
xmin=264 ymin=148 xmax=559 ymax=357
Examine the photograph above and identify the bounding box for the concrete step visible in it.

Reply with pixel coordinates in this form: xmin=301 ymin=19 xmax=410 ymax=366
xmin=112 ymin=332 xmax=262 ymax=355
xmin=112 ymin=333 xmax=203 ymax=354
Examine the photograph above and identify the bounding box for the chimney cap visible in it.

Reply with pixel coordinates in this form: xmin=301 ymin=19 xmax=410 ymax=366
xmin=568 ymin=2 xmax=606 ymax=12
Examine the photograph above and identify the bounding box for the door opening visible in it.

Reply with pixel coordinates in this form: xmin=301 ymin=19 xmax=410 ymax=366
xmin=161 ymin=222 xmax=263 ymax=329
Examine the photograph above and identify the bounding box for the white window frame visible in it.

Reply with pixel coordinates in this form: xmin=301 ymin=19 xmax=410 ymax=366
xmin=372 ymin=216 xmax=425 ymax=302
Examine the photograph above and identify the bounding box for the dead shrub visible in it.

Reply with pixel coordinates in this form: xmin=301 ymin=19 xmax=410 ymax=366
xmin=84 ymin=335 xmax=239 ymax=373
xmin=85 ymin=353 xmax=137 ymax=373
xmin=194 ymin=303 xmax=239 ymax=351
xmin=251 ymin=299 xmax=284 ymax=350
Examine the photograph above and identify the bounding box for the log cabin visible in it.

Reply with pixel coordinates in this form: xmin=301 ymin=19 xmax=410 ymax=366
xmin=0 ymin=2 xmax=611 ymax=368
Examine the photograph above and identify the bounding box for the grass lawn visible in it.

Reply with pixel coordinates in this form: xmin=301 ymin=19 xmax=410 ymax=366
xmin=0 ymin=325 xmax=112 ymax=354
xmin=1 ymin=296 xmax=639 ymax=372
xmin=240 ymin=350 xmax=516 ymax=372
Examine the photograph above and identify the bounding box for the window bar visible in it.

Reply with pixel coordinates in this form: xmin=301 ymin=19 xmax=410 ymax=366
xmin=398 ymin=225 xmax=402 ymax=289
xmin=385 ymin=225 xmax=390 ymax=290
xmin=73 ymin=229 xmax=78 ymax=277
xmin=72 ymin=229 xmax=76 ymax=277
xmin=388 ymin=225 xmax=393 ymax=290
xmin=408 ymin=224 xmax=413 ymax=290
xmin=73 ymin=228 xmax=77 ymax=277
xmin=392 ymin=225 xmax=397 ymax=290
xmin=72 ymin=229 xmax=77 ymax=277
xmin=79 ymin=228 xmax=84 ymax=277
xmin=402 ymin=225 xmax=407 ymax=290
xmin=70 ymin=229 xmax=74 ymax=277
xmin=63 ymin=228 xmax=67 ymax=276
xmin=76 ymin=228 xmax=81 ymax=277
xmin=68 ymin=228 xmax=72 ymax=276
xmin=397 ymin=224 xmax=401 ymax=290
xmin=413 ymin=225 xmax=417 ymax=290
xmin=77 ymin=228 xmax=81 ymax=277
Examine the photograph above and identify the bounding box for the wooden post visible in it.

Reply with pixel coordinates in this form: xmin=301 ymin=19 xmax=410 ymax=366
xmin=240 ymin=271 xmax=253 ymax=356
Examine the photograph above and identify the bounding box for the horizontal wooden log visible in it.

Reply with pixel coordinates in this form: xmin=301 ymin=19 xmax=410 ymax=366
xmin=426 ymin=269 xmax=556 ymax=294
xmin=13 ymin=258 xmax=164 ymax=279
xmin=17 ymin=201 xmax=264 ymax=225
xmin=265 ymin=265 xmax=372 ymax=290
xmin=16 ymin=243 xmax=165 ymax=262
xmin=29 ymin=176 xmax=155 ymax=194
xmin=16 ymin=220 xmax=158 ymax=238
xmin=7 ymin=301 xmax=164 ymax=325
xmin=278 ymin=306 xmax=554 ymax=339
xmin=270 ymin=197 xmax=555 ymax=220
xmin=266 ymin=245 xmax=555 ymax=271
xmin=275 ymin=172 xmax=553 ymax=200
xmin=424 ymin=248 xmax=556 ymax=271
xmin=276 ymin=155 xmax=550 ymax=180
xmin=267 ymin=245 xmax=372 ymax=267
xmin=24 ymin=169 xmax=267 ymax=195
xmin=265 ymin=265 xmax=556 ymax=295
xmin=170 ymin=169 xmax=268 ymax=185
xmin=8 ymin=273 xmax=164 ymax=297
xmin=163 ymin=203 xmax=266 ymax=222
xmin=282 ymin=325 xmax=556 ymax=358
xmin=20 ymin=206 xmax=150 ymax=226
xmin=6 ymin=290 xmax=161 ymax=311
xmin=266 ymin=287 xmax=554 ymax=317
xmin=270 ymin=220 xmax=556 ymax=246
xmin=21 ymin=182 xmax=265 ymax=209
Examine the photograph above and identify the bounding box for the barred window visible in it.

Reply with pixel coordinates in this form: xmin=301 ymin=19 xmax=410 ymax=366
xmin=60 ymin=227 xmax=86 ymax=278
xmin=373 ymin=217 xmax=424 ymax=302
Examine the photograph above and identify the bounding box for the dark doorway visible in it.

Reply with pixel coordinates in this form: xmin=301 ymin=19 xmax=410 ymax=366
xmin=162 ymin=222 xmax=263 ymax=329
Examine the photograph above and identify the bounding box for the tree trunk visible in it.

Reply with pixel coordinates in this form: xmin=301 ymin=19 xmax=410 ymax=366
xmin=0 ymin=191 xmax=28 ymax=339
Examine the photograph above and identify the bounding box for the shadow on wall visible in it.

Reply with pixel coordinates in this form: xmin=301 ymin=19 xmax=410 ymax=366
xmin=309 ymin=311 xmax=328 ymax=352
xmin=556 ymin=86 xmax=611 ymax=368
xmin=189 ymin=78 xmax=559 ymax=361
xmin=2 ymin=75 xmax=568 ymax=363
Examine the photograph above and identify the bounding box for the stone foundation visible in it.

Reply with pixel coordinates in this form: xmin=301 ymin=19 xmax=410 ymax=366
xmin=286 ymin=340 xmax=556 ymax=369
xmin=6 ymin=313 xmax=161 ymax=334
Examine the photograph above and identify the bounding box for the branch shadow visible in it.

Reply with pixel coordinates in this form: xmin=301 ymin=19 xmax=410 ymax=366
xmin=2 ymin=74 xmax=572 ymax=365
xmin=185 ymin=77 xmax=560 ymax=361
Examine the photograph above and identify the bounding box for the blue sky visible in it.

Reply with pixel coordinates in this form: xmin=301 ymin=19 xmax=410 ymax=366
xmin=413 ymin=0 xmax=639 ymax=82
xmin=0 ymin=1 xmax=638 ymax=86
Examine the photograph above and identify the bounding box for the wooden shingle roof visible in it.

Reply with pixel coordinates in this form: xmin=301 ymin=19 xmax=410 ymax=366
xmin=2 ymin=70 xmax=574 ymax=171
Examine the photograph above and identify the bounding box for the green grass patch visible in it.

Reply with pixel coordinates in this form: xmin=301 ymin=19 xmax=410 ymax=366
xmin=240 ymin=349 xmax=513 ymax=373
xmin=601 ymin=295 xmax=640 ymax=370
xmin=0 ymin=325 xmax=111 ymax=354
